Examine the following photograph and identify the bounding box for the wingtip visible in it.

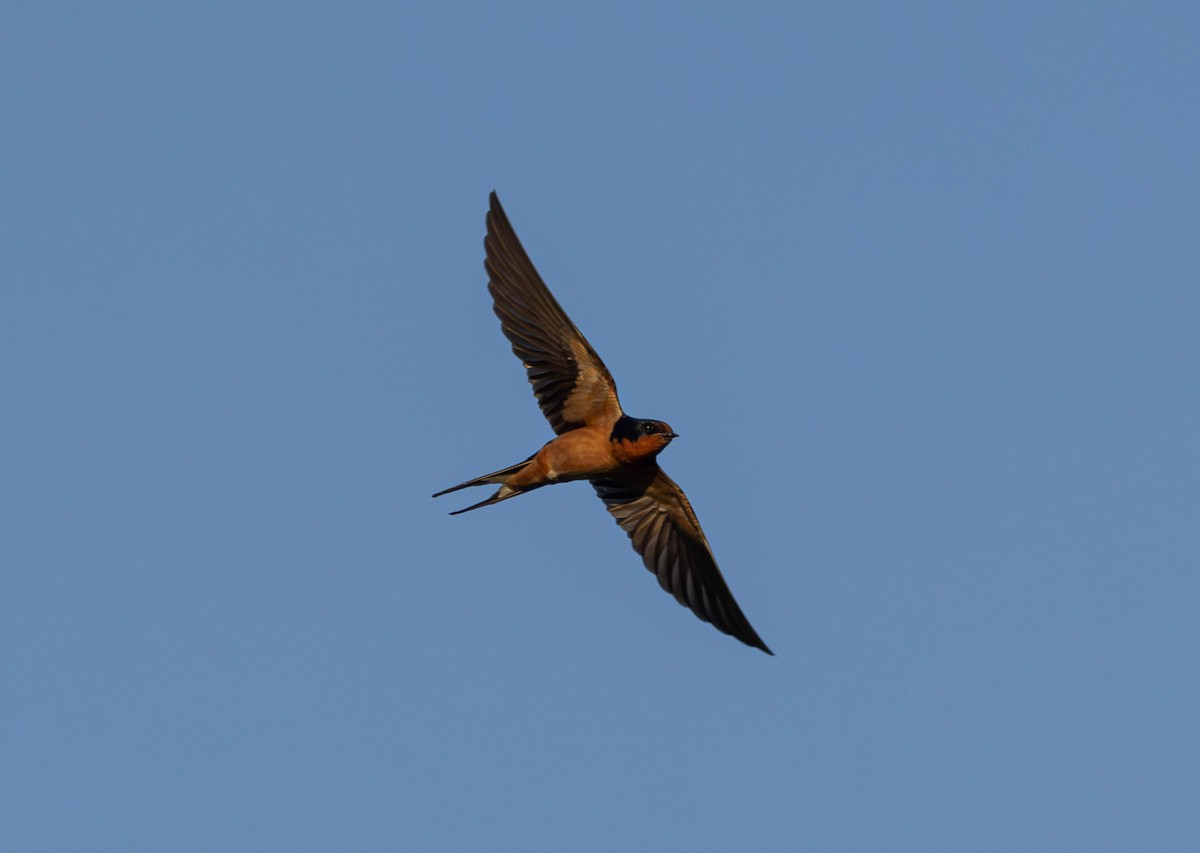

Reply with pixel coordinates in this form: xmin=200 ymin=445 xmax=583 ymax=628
xmin=742 ymin=632 xmax=774 ymax=655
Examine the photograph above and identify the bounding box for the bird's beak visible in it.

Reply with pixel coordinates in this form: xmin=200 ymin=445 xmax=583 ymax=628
xmin=667 ymin=432 xmax=680 ymax=439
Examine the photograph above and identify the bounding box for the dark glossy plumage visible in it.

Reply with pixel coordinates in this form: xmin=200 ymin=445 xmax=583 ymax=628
xmin=593 ymin=468 xmax=772 ymax=654
xmin=485 ymin=194 xmax=623 ymax=435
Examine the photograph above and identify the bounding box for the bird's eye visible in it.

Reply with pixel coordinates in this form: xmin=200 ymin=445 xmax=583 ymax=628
xmin=642 ymin=422 xmax=655 ymax=434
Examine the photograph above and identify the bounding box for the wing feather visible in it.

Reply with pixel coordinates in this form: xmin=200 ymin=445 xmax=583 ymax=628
xmin=485 ymin=193 xmax=624 ymax=433
xmin=593 ymin=468 xmax=773 ymax=654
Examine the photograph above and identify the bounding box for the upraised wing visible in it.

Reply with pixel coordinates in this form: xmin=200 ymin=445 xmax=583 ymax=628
xmin=485 ymin=192 xmax=624 ymax=434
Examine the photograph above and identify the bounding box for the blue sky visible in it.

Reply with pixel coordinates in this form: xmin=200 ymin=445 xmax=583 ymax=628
xmin=3 ymin=2 xmax=1197 ymax=850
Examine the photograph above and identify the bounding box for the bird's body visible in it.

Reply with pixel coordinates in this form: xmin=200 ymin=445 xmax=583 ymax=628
xmin=435 ymin=416 xmax=676 ymax=512
xmin=434 ymin=193 xmax=772 ymax=654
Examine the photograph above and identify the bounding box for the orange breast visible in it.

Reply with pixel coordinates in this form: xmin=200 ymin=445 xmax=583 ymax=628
xmin=611 ymin=434 xmax=670 ymax=467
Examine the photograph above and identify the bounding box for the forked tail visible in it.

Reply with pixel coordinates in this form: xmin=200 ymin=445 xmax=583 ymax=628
xmin=432 ymin=455 xmax=535 ymax=515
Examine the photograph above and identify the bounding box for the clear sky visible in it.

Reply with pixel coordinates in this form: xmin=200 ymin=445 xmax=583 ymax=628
xmin=3 ymin=3 xmax=1197 ymax=850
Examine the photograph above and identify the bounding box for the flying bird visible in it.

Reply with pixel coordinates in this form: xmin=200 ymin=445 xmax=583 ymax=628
xmin=434 ymin=193 xmax=772 ymax=654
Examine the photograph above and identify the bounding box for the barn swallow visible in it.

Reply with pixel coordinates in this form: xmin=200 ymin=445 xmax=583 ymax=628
xmin=433 ymin=193 xmax=772 ymax=654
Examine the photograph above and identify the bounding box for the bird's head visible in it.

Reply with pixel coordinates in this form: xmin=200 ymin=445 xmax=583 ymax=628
xmin=611 ymin=416 xmax=678 ymax=465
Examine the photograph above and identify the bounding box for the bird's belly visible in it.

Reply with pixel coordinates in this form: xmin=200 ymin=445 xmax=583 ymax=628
xmin=539 ymin=429 xmax=619 ymax=480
